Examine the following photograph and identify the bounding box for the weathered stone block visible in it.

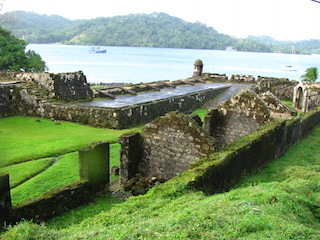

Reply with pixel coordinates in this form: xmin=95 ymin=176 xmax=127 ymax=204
xmin=79 ymin=142 xmax=110 ymax=190
xmin=119 ymin=132 xmax=143 ymax=184
xmin=0 ymin=172 xmax=11 ymax=228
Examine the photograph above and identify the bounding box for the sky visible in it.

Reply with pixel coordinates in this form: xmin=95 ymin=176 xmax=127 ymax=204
xmin=1 ymin=0 xmax=320 ymax=41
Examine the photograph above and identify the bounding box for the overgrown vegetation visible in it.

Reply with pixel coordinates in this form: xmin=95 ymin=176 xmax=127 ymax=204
xmin=3 ymin=11 xmax=320 ymax=53
xmin=2 ymin=11 xmax=271 ymax=52
xmin=0 ymin=27 xmax=46 ymax=72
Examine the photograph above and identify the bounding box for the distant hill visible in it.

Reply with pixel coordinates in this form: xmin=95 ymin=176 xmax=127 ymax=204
xmin=1 ymin=11 xmax=271 ymax=52
xmin=2 ymin=11 xmax=320 ymax=54
xmin=246 ymin=35 xmax=320 ymax=54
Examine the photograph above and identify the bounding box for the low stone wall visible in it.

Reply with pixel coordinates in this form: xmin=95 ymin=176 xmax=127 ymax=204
xmin=188 ymin=108 xmax=320 ymax=194
xmin=117 ymin=86 xmax=230 ymax=128
xmin=12 ymin=181 xmax=95 ymax=223
xmin=1 ymin=81 xmax=229 ymax=128
xmin=230 ymin=74 xmax=256 ymax=83
xmin=119 ymin=112 xmax=215 ymax=183
xmin=202 ymin=73 xmax=228 ymax=82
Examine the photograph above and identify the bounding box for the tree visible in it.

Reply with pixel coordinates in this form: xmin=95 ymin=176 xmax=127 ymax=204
xmin=0 ymin=27 xmax=47 ymax=72
xmin=300 ymin=67 xmax=319 ymax=82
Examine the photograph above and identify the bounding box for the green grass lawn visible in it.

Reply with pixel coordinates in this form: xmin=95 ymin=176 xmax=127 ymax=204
xmin=0 ymin=157 xmax=54 ymax=189
xmin=0 ymin=116 xmax=141 ymax=205
xmin=192 ymin=108 xmax=207 ymax=122
xmin=11 ymin=152 xmax=80 ymax=205
xmin=3 ymin=121 xmax=319 ymax=239
xmin=0 ymin=116 xmax=142 ymax=167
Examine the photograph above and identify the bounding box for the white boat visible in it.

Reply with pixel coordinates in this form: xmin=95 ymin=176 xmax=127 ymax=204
xmin=282 ymin=46 xmax=298 ymax=71
xmin=89 ymin=47 xmax=107 ymax=53
xmin=282 ymin=65 xmax=298 ymax=71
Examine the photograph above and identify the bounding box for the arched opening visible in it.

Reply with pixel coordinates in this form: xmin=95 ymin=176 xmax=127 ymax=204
xmin=296 ymin=87 xmax=304 ymax=110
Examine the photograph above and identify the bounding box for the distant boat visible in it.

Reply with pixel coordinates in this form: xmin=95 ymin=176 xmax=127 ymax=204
xmin=282 ymin=46 xmax=298 ymax=71
xmin=90 ymin=47 xmax=107 ymax=53
xmin=281 ymin=65 xmax=298 ymax=71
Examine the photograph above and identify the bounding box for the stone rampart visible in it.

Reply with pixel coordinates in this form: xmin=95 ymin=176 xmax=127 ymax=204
xmin=119 ymin=112 xmax=215 ymax=183
xmin=117 ymin=86 xmax=229 ymax=128
xmin=188 ymin=108 xmax=320 ymax=194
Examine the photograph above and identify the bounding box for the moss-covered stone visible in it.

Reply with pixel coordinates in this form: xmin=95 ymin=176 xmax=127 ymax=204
xmin=79 ymin=142 xmax=110 ymax=191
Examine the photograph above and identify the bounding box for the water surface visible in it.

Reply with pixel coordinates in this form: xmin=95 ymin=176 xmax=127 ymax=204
xmin=28 ymin=44 xmax=320 ymax=83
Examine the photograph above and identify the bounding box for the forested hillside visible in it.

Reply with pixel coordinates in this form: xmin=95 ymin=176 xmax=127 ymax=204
xmin=247 ymin=35 xmax=320 ymax=54
xmin=1 ymin=11 xmax=270 ymax=52
xmin=2 ymin=11 xmax=320 ymax=54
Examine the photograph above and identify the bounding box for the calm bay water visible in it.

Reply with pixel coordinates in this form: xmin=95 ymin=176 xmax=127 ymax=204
xmin=28 ymin=44 xmax=320 ymax=84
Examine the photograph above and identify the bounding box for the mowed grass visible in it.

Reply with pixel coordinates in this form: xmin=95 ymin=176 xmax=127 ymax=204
xmin=192 ymin=108 xmax=207 ymax=122
xmin=9 ymin=143 xmax=120 ymax=205
xmin=11 ymin=152 xmax=80 ymax=205
xmin=3 ymin=122 xmax=319 ymax=239
xmin=0 ymin=157 xmax=54 ymax=189
xmin=0 ymin=116 xmax=142 ymax=167
xmin=0 ymin=116 xmax=140 ymax=205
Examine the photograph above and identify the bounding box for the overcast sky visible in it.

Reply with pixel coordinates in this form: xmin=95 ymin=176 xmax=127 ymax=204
xmin=2 ymin=0 xmax=320 ymax=41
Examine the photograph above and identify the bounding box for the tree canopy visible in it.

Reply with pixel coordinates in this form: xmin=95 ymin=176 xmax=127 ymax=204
xmin=0 ymin=27 xmax=47 ymax=72
xmin=300 ymin=67 xmax=319 ymax=82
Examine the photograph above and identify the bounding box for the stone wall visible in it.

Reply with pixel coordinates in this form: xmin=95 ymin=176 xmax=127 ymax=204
xmin=202 ymin=73 xmax=228 ymax=82
xmin=189 ymin=109 xmax=320 ymax=194
xmin=256 ymin=77 xmax=297 ymax=100
xmin=51 ymin=72 xmax=93 ymax=101
xmin=1 ymin=79 xmax=229 ymax=129
xmin=0 ymin=72 xmax=93 ymax=101
xmin=204 ymin=90 xmax=269 ymax=147
xmin=230 ymin=74 xmax=256 ymax=83
xmin=118 ymin=86 xmax=229 ymax=128
xmin=0 ymin=85 xmax=18 ymax=118
xmin=119 ymin=112 xmax=215 ymax=183
xmin=12 ymin=181 xmax=95 ymax=223
xmin=260 ymin=91 xmax=297 ymax=119
xmin=204 ymin=89 xmax=295 ymax=147
xmin=293 ymin=82 xmax=320 ymax=113
xmin=204 ymin=109 xmax=260 ymax=148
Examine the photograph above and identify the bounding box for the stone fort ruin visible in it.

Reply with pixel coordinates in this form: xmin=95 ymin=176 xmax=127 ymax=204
xmin=1 ymin=60 xmax=320 ymax=223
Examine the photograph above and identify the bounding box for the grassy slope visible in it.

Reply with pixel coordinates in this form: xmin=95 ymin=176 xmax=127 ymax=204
xmin=3 ymin=123 xmax=320 ymax=239
xmin=0 ymin=116 xmax=140 ymax=205
xmin=0 ymin=116 xmax=142 ymax=167
xmin=0 ymin=157 xmax=54 ymax=188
